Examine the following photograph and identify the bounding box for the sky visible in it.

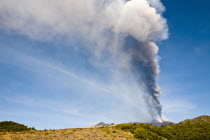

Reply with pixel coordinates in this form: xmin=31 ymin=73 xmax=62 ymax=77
xmin=159 ymin=0 xmax=210 ymax=122
xmin=0 ymin=0 xmax=210 ymax=129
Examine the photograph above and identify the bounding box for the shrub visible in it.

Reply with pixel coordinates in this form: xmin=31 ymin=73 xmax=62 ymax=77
xmin=115 ymin=116 xmax=210 ymax=140
xmin=0 ymin=121 xmax=35 ymax=132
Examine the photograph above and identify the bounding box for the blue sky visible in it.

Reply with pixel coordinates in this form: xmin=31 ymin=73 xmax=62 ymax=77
xmin=0 ymin=0 xmax=210 ymax=129
xmin=159 ymin=0 xmax=210 ymax=122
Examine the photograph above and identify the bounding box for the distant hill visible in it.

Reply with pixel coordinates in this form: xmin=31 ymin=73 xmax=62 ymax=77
xmin=0 ymin=116 xmax=209 ymax=140
xmin=148 ymin=120 xmax=175 ymax=127
xmin=181 ymin=115 xmax=210 ymax=124
xmin=0 ymin=121 xmax=35 ymax=132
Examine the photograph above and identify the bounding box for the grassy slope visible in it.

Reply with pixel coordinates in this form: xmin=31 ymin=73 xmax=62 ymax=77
xmin=0 ymin=115 xmax=209 ymax=140
xmin=180 ymin=115 xmax=210 ymax=124
xmin=115 ymin=115 xmax=210 ymax=140
xmin=0 ymin=127 xmax=136 ymax=140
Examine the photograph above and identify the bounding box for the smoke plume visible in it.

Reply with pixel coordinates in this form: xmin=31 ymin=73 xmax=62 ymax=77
xmin=0 ymin=0 xmax=168 ymax=121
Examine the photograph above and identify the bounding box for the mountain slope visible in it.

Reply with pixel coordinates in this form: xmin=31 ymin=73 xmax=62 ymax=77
xmin=181 ymin=115 xmax=210 ymax=124
xmin=0 ymin=127 xmax=135 ymax=140
xmin=115 ymin=115 xmax=210 ymax=140
xmin=0 ymin=115 xmax=209 ymax=140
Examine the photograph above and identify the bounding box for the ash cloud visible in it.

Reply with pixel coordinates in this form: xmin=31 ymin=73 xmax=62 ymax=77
xmin=0 ymin=0 xmax=168 ymax=121
xmin=124 ymin=38 xmax=162 ymax=117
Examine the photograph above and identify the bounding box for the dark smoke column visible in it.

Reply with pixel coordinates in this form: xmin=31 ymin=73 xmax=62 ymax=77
xmin=124 ymin=36 xmax=163 ymax=119
xmin=113 ymin=0 xmax=168 ymax=120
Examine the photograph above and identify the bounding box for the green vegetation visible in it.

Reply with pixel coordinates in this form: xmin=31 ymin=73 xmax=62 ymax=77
xmin=0 ymin=121 xmax=35 ymax=132
xmin=115 ymin=115 xmax=210 ymax=140
xmin=1 ymin=115 xmax=209 ymax=140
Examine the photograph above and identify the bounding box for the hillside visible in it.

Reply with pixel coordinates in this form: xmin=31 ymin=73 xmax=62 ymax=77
xmin=0 ymin=121 xmax=35 ymax=132
xmin=0 ymin=115 xmax=209 ymax=140
xmin=180 ymin=115 xmax=210 ymax=124
xmin=115 ymin=115 xmax=210 ymax=140
xmin=0 ymin=127 xmax=135 ymax=140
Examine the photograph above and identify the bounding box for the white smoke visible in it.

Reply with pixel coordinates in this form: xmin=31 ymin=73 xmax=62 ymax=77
xmin=0 ymin=0 xmax=167 ymax=41
xmin=0 ymin=0 xmax=168 ymax=121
